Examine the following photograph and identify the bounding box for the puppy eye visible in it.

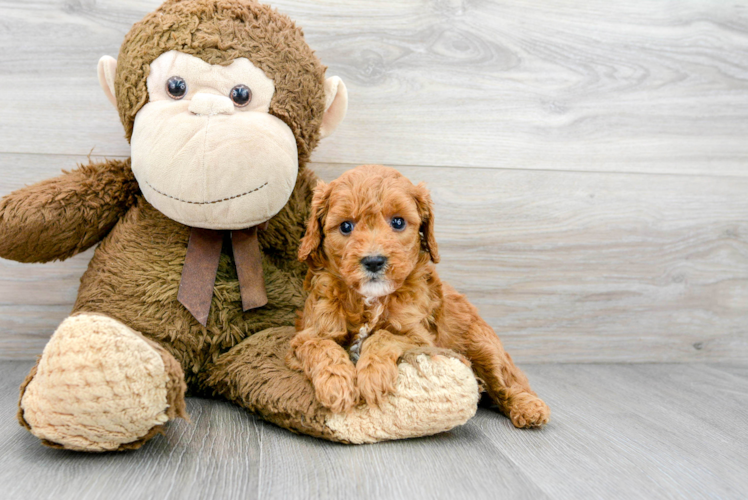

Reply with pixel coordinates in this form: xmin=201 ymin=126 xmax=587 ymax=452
xmin=339 ymin=221 xmax=355 ymax=235
xmin=390 ymin=217 xmax=406 ymax=231
xmin=230 ymin=84 xmax=252 ymax=107
xmin=166 ymin=76 xmax=187 ymax=99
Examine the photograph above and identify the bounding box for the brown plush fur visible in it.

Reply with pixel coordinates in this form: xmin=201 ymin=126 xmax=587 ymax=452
xmin=115 ymin=0 xmax=327 ymax=164
xmin=205 ymin=326 xmax=342 ymax=441
xmin=0 ymin=159 xmax=139 ymax=263
xmin=2 ymin=0 xmax=339 ymax=449
xmin=71 ymin=167 xmax=316 ymax=389
xmin=288 ymin=165 xmax=550 ymax=427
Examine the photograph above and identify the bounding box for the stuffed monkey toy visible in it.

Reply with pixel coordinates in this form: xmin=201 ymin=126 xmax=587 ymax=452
xmin=0 ymin=0 xmax=479 ymax=451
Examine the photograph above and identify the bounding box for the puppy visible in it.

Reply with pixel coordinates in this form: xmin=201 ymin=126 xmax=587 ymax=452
xmin=287 ymin=165 xmax=550 ymax=428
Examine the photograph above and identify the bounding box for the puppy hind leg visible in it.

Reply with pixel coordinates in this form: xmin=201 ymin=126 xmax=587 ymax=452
xmin=465 ymin=321 xmax=550 ymax=428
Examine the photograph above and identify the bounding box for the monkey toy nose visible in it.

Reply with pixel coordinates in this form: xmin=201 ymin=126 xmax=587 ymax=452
xmin=361 ymin=255 xmax=387 ymax=273
xmin=188 ymin=93 xmax=235 ymax=116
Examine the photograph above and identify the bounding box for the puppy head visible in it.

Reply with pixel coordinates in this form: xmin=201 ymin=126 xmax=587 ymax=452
xmin=299 ymin=165 xmax=439 ymax=298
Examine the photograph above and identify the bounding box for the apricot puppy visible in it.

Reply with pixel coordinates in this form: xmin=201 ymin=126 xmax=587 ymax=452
xmin=287 ymin=165 xmax=550 ymax=427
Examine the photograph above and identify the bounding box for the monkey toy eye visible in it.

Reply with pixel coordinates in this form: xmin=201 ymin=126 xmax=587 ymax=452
xmin=230 ymin=84 xmax=252 ymax=107
xmin=390 ymin=217 xmax=406 ymax=231
xmin=166 ymin=76 xmax=187 ymax=99
xmin=339 ymin=221 xmax=354 ymax=235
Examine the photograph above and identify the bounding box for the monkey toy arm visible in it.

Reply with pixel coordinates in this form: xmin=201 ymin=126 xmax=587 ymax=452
xmin=0 ymin=158 xmax=139 ymax=263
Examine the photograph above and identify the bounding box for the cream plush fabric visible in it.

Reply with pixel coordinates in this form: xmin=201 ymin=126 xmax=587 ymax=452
xmin=130 ymin=51 xmax=299 ymax=230
xmin=20 ymin=314 xmax=171 ymax=452
xmin=319 ymin=76 xmax=348 ymax=139
xmin=325 ymin=354 xmax=480 ymax=443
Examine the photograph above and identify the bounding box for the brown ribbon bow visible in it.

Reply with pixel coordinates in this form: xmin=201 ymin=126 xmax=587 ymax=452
xmin=177 ymin=224 xmax=268 ymax=326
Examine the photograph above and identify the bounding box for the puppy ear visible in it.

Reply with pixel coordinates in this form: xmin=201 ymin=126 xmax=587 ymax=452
xmin=299 ymin=180 xmax=332 ymax=265
xmin=414 ymin=182 xmax=440 ymax=263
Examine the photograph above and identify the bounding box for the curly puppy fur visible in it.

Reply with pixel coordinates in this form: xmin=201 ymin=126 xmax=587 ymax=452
xmin=288 ymin=165 xmax=550 ymax=428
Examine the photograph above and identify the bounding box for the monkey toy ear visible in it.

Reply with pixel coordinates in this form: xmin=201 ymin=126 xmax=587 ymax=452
xmin=318 ymin=77 xmax=348 ymax=139
xmin=97 ymin=56 xmax=118 ymax=107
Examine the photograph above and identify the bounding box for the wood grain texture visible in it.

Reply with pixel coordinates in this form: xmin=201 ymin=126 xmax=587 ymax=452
xmin=474 ymin=362 xmax=748 ymax=499
xmin=3 ymin=360 xmax=747 ymax=499
xmin=1 ymin=155 xmax=746 ymax=362
xmin=0 ymin=0 xmax=747 ymax=176
xmin=0 ymin=0 xmax=746 ymax=362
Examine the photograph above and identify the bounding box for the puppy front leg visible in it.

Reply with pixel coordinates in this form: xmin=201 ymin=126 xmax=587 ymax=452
xmin=464 ymin=319 xmax=550 ymax=428
xmin=287 ymin=330 xmax=358 ymax=413
xmin=356 ymin=330 xmax=428 ymax=408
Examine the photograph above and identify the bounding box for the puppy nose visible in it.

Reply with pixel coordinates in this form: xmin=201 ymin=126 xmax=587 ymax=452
xmin=361 ymin=255 xmax=387 ymax=273
xmin=188 ymin=93 xmax=235 ymax=116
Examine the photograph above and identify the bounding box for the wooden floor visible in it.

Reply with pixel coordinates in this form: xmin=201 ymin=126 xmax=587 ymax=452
xmin=2 ymin=360 xmax=747 ymax=500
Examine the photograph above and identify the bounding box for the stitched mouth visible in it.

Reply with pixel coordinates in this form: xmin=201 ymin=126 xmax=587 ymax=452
xmin=145 ymin=181 xmax=268 ymax=205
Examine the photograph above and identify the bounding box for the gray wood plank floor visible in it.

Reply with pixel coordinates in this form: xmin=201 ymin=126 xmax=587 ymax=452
xmin=3 ymin=360 xmax=746 ymax=500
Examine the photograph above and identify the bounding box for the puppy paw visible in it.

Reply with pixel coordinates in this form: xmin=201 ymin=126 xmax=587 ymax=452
xmin=357 ymin=359 xmax=399 ymax=408
xmin=284 ymin=349 xmax=303 ymax=372
xmin=313 ymin=363 xmax=358 ymax=414
xmin=509 ymin=395 xmax=551 ymax=428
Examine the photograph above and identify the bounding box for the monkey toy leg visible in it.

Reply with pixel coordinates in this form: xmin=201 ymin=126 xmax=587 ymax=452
xmin=203 ymin=326 xmax=481 ymax=444
xmin=18 ymin=314 xmax=188 ymax=451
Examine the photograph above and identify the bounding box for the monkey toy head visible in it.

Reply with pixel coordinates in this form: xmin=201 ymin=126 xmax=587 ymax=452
xmin=97 ymin=0 xmax=347 ymax=230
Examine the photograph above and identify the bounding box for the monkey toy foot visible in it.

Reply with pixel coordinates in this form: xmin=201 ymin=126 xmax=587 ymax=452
xmin=18 ymin=314 xmax=187 ymax=451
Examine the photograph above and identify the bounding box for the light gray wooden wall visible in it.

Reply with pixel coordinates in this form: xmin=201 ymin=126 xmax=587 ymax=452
xmin=0 ymin=0 xmax=746 ymax=362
